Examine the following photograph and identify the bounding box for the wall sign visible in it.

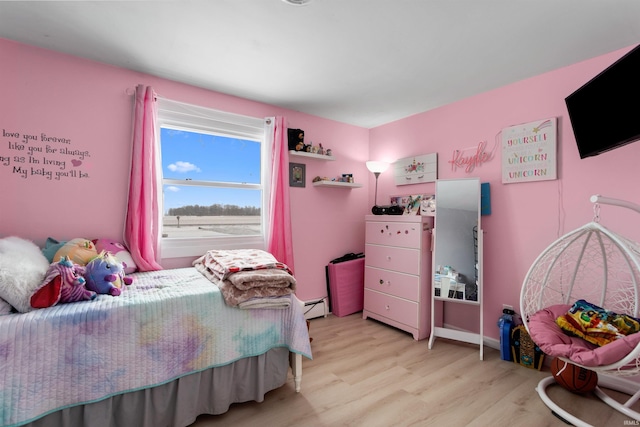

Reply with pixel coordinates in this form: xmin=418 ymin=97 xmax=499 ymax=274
xmin=502 ymin=118 xmax=557 ymax=184
xmin=393 ymin=153 xmax=437 ymax=185
xmin=448 ymin=140 xmax=497 ymax=173
xmin=1 ymin=128 xmax=91 ymax=181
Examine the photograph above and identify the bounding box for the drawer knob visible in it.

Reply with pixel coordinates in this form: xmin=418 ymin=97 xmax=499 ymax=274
xmin=385 ymin=305 xmax=390 ymax=311
xmin=379 ymin=279 xmax=384 ymax=285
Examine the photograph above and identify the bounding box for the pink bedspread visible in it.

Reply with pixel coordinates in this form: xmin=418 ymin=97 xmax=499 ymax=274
xmin=529 ymin=304 xmax=640 ymax=368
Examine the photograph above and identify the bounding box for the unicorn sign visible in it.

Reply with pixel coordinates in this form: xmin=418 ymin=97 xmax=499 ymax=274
xmin=502 ymin=117 xmax=557 ymax=184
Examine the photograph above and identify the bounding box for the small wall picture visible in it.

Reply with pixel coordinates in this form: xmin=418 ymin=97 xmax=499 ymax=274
xmin=289 ymin=162 xmax=305 ymax=187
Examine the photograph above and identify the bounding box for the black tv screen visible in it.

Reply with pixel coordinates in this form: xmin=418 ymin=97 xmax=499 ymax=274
xmin=565 ymin=44 xmax=640 ymax=159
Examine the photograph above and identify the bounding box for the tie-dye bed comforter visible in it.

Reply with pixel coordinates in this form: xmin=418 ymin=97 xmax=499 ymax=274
xmin=0 ymin=267 xmax=312 ymax=427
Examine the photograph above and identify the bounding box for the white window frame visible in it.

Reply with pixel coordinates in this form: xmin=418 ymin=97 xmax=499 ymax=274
xmin=156 ymin=98 xmax=271 ymax=259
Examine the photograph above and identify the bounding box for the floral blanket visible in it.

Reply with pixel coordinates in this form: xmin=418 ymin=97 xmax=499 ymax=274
xmin=0 ymin=268 xmax=312 ymax=427
xmin=193 ymin=249 xmax=296 ymax=307
xmin=192 ymin=249 xmax=293 ymax=281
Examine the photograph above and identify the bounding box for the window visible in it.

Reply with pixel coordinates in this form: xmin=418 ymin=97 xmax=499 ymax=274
xmin=156 ymin=98 xmax=270 ymax=258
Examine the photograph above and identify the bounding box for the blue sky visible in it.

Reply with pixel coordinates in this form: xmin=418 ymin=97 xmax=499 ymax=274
xmin=161 ymin=128 xmax=261 ymax=213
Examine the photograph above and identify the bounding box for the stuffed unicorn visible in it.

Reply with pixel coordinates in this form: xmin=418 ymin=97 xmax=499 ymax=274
xmin=30 ymin=256 xmax=96 ymax=308
xmin=84 ymin=251 xmax=133 ymax=296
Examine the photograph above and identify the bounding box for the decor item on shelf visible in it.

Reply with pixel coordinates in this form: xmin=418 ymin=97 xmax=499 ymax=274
xmin=287 ymin=128 xmax=304 ymax=151
xmin=421 ymin=194 xmax=436 ymax=216
xmin=366 ymin=160 xmax=390 ymax=215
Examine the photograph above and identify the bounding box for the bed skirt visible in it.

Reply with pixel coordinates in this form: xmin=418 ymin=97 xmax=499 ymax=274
xmin=23 ymin=347 xmax=290 ymax=427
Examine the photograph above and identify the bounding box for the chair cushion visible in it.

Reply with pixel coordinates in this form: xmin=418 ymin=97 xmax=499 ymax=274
xmin=529 ymin=304 xmax=640 ymax=368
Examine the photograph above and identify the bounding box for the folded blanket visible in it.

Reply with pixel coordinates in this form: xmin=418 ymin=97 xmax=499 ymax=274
xmin=239 ymin=295 xmax=292 ymax=310
xmin=193 ymin=249 xmax=292 ymax=281
xmin=556 ymin=299 xmax=640 ymax=346
xmin=215 ymin=277 xmax=293 ymax=307
xmin=228 ymin=268 xmax=296 ymax=291
xmin=193 ymin=249 xmax=297 ymax=308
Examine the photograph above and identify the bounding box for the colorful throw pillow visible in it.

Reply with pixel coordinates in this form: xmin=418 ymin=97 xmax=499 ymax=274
xmin=92 ymin=238 xmax=138 ymax=274
xmin=53 ymin=238 xmax=98 ymax=266
xmin=556 ymin=299 xmax=640 ymax=347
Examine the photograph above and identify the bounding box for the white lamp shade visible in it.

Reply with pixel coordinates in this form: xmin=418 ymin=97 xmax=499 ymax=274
xmin=366 ymin=161 xmax=390 ymax=174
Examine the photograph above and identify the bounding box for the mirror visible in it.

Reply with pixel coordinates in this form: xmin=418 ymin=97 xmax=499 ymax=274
xmin=433 ymin=178 xmax=480 ymax=300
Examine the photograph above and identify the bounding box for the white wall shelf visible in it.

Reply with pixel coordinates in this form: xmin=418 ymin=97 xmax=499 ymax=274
xmin=312 ymin=180 xmax=362 ymax=188
xmin=289 ymin=150 xmax=335 ymax=161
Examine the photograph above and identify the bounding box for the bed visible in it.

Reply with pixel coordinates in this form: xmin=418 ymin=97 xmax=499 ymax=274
xmin=0 ymin=246 xmax=312 ymax=427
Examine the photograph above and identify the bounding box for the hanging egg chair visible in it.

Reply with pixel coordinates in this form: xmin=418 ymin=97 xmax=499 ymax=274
xmin=520 ymin=195 xmax=640 ymax=427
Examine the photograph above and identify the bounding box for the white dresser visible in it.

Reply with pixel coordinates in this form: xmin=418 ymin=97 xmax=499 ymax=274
xmin=362 ymin=215 xmax=433 ymax=340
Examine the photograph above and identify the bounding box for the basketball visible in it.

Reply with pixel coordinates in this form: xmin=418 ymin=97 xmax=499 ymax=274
xmin=550 ymin=357 xmax=598 ymax=394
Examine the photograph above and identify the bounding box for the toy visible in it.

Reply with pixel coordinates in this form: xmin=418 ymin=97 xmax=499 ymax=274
xmin=31 ymin=256 xmax=96 ymax=308
xmin=92 ymin=238 xmax=138 ymax=274
xmin=84 ymin=251 xmax=133 ymax=296
xmin=53 ymin=237 xmax=98 ymax=266
xmin=287 ymin=128 xmax=304 ymax=151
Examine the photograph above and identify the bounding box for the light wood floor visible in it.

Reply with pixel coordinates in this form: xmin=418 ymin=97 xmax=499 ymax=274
xmin=191 ymin=312 xmax=639 ymax=426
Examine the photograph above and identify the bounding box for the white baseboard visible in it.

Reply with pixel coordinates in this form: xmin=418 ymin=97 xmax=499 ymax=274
xmin=303 ymin=298 xmax=328 ymax=320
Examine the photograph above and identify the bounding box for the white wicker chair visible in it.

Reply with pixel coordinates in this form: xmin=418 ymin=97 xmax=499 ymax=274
xmin=520 ymin=195 xmax=640 ymax=426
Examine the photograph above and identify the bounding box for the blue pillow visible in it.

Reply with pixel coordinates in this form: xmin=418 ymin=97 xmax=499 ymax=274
xmin=41 ymin=237 xmax=66 ymax=263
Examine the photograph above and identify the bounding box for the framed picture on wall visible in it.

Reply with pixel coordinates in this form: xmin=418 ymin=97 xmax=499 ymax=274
xmin=289 ymin=162 xmax=305 ymax=187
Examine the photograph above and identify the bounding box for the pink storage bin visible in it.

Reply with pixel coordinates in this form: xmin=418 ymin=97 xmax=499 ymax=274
xmin=328 ymin=257 xmax=365 ymax=317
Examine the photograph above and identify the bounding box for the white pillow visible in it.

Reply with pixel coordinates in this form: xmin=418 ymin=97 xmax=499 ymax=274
xmin=0 ymin=236 xmax=51 ymax=313
xmin=0 ymin=297 xmax=12 ymax=315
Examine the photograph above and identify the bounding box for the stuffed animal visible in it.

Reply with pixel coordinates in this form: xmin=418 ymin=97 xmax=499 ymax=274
xmin=53 ymin=238 xmax=98 ymax=266
xmin=92 ymin=238 xmax=138 ymax=274
xmin=84 ymin=251 xmax=133 ymax=296
xmin=31 ymin=256 xmax=96 ymax=308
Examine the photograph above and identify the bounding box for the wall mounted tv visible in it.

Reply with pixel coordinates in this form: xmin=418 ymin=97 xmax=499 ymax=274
xmin=565 ymin=43 xmax=640 ymax=159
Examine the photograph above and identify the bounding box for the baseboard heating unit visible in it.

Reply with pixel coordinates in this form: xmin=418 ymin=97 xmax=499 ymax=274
xmin=303 ymin=298 xmax=328 ymax=320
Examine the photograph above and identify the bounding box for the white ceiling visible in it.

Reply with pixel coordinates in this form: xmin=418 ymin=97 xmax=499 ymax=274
xmin=2 ymin=0 xmax=640 ymax=129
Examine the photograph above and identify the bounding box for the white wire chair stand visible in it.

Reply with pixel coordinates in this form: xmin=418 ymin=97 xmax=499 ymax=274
xmin=520 ymin=195 xmax=640 ymax=427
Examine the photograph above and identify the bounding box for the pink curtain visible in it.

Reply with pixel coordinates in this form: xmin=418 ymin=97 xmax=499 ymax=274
xmin=124 ymin=84 xmax=163 ymax=271
xmin=267 ymin=117 xmax=295 ymax=273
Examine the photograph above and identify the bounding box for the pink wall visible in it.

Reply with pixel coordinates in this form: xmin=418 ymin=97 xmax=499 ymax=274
xmin=369 ymin=44 xmax=640 ymax=339
xmin=0 ymin=38 xmax=370 ymax=303
xmin=3 ymin=37 xmax=640 ymax=342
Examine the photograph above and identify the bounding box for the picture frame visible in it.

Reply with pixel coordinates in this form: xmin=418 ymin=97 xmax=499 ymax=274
xmin=390 ymin=193 xmax=435 ymax=216
xmin=289 ymin=162 xmax=305 ymax=187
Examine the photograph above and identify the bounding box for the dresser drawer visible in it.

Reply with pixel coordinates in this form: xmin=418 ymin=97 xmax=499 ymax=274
xmin=365 ymin=221 xmax=423 ymax=249
xmin=365 ymin=244 xmax=421 ymax=275
xmin=364 ymin=266 xmax=419 ymax=301
xmin=364 ymin=289 xmax=419 ymax=328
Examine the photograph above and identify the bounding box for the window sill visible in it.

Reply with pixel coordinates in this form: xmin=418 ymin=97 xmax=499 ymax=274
xmin=161 ymin=236 xmax=266 ymax=259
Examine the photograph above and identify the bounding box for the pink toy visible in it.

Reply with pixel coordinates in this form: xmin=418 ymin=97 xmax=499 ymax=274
xmin=31 ymin=256 xmax=96 ymax=308
xmin=93 ymin=238 xmax=138 ymax=274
